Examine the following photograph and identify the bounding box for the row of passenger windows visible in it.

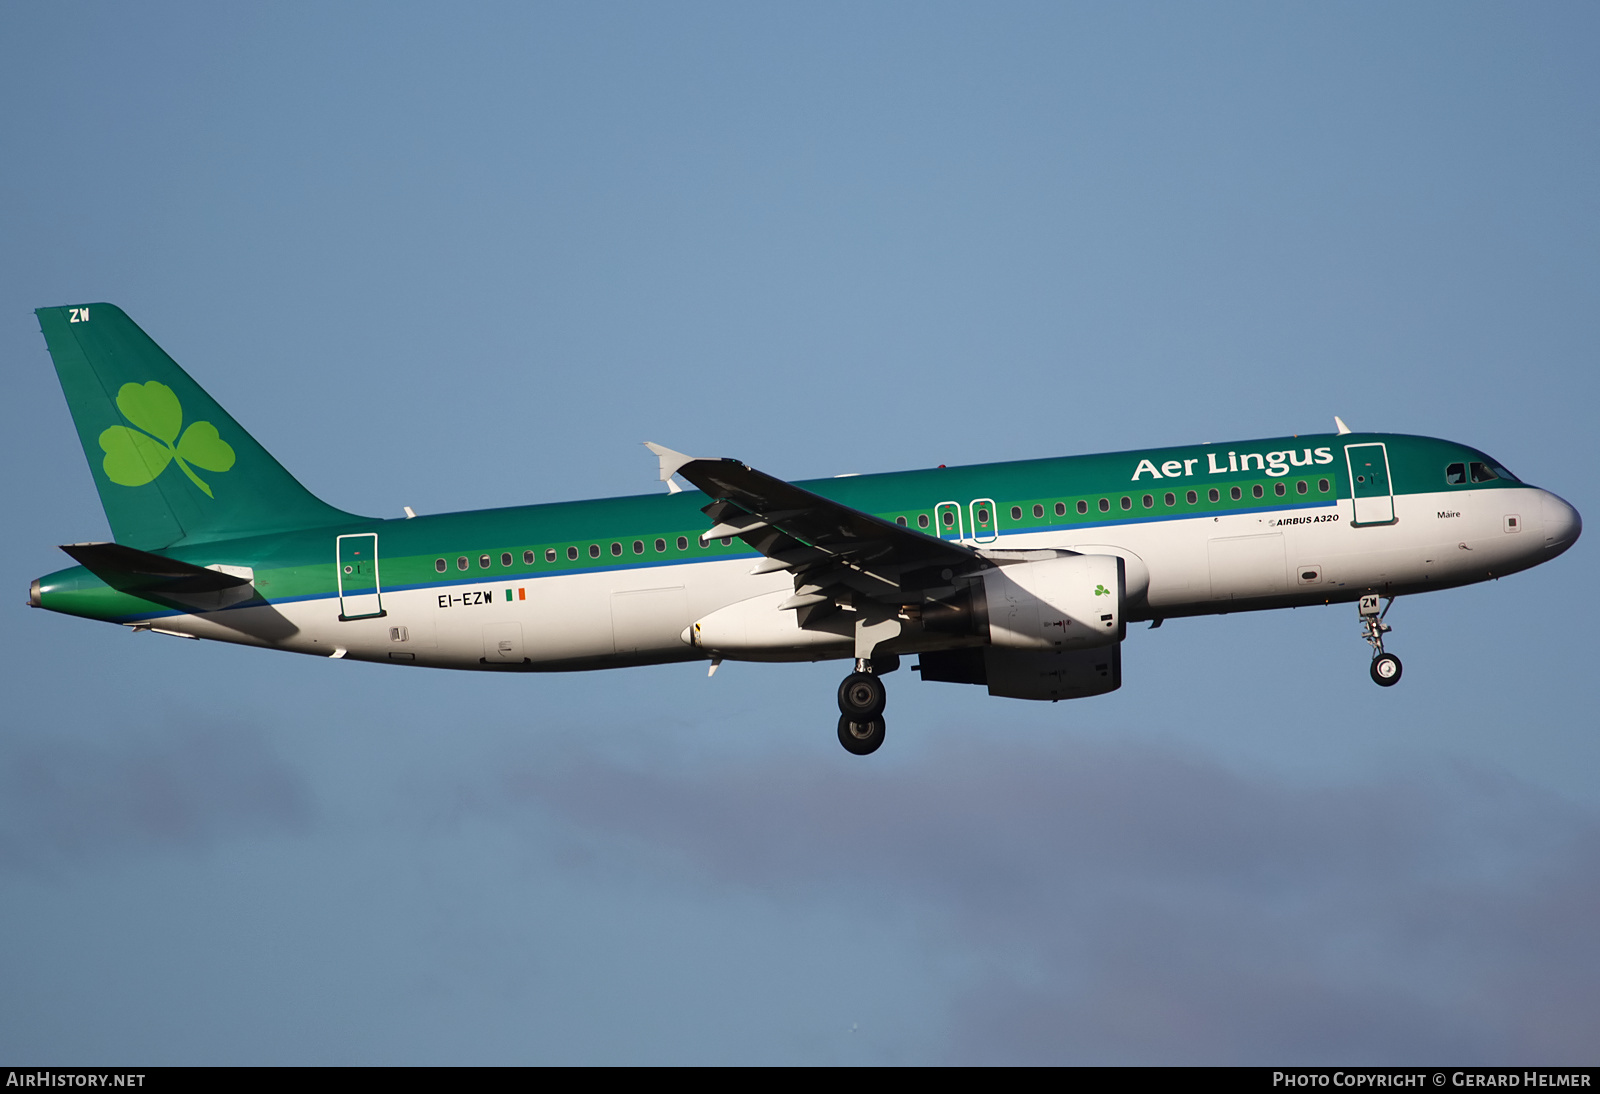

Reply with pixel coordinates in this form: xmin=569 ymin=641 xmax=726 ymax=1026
xmin=888 ymin=478 xmax=1334 ymax=529
xmin=434 ymin=475 xmax=1340 ymax=573
xmin=433 ymin=535 xmax=735 ymax=573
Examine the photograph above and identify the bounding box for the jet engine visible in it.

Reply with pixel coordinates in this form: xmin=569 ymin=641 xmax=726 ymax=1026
xmin=979 ymin=553 xmax=1125 ymax=650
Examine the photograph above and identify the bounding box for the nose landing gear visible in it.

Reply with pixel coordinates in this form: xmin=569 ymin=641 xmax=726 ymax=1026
xmin=1360 ymin=594 xmax=1402 ymax=687
xmin=837 ymin=658 xmax=889 ymax=754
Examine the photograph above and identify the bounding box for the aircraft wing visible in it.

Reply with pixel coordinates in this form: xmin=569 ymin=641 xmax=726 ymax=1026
xmin=646 ymin=443 xmax=981 ymax=612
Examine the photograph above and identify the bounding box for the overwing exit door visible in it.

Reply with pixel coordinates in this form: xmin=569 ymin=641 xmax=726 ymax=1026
xmin=336 ymin=533 xmax=386 ymax=620
xmin=934 ymin=501 xmax=964 ymax=542
xmin=969 ymin=498 xmax=998 ymax=544
xmin=1344 ymin=443 xmax=1396 ymax=526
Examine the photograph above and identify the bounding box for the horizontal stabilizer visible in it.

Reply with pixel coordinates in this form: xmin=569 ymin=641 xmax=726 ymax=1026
xmin=59 ymin=542 xmax=252 ymax=595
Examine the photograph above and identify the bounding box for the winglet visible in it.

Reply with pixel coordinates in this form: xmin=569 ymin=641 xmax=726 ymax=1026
xmin=1334 ymin=416 xmax=1352 ymax=435
xmin=644 ymin=442 xmax=695 ymax=493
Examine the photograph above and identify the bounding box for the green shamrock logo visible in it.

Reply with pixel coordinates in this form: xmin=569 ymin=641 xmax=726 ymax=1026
xmin=97 ymin=382 xmax=236 ymax=498
xmin=1093 ymin=584 xmax=1110 ymax=596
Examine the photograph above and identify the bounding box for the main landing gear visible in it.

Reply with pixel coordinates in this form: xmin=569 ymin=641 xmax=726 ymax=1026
xmin=837 ymin=658 xmax=889 ymax=755
xmin=1360 ymin=594 xmax=1403 ymax=687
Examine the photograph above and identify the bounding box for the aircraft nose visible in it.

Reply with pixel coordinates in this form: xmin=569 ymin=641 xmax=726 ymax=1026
xmin=1541 ymin=490 xmax=1582 ymax=556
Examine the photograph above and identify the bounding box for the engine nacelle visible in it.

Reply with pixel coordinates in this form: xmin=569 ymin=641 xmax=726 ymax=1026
xmin=979 ymin=553 xmax=1125 ymax=650
xmin=915 ymin=643 xmax=1122 ymax=701
xmin=986 ymin=644 xmax=1121 ymax=700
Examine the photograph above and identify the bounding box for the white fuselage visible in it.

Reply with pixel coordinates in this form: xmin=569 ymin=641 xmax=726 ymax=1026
xmin=134 ymin=485 xmax=1567 ymax=672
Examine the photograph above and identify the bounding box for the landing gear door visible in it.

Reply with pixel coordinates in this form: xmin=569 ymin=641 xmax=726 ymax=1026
xmin=934 ymin=501 xmax=964 ymax=543
xmin=336 ymin=533 xmax=386 ymax=620
xmin=1345 ymin=443 xmax=1396 ymax=526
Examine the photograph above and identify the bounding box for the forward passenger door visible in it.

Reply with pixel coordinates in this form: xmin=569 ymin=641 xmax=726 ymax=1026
xmin=1344 ymin=443 xmax=1396 ymax=526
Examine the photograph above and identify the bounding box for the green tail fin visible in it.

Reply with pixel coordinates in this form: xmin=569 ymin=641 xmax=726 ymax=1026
xmin=37 ymin=303 xmax=360 ymax=549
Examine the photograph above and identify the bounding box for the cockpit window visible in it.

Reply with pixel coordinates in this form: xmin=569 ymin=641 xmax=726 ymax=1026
xmin=1452 ymin=458 xmax=1519 ymax=485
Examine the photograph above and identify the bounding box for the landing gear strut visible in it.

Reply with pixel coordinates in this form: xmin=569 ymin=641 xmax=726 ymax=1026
xmin=837 ymin=658 xmax=889 ymax=755
xmin=1360 ymin=594 xmax=1403 ymax=687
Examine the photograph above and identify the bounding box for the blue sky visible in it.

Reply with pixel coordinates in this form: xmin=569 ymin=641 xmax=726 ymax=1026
xmin=2 ymin=1 xmax=1597 ymax=1064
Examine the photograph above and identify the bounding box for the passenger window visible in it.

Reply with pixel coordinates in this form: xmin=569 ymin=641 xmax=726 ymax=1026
xmin=1187 ymin=490 xmax=1198 ymax=504
xmin=457 ymin=556 xmax=469 ymax=571
xmin=611 ymin=543 xmax=622 ymax=556
xmin=918 ymin=514 xmax=930 ymax=529
xmin=1252 ymin=485 xmax=1263 ymax=499
xmin=1010 ymin=506 xmax=1022 ymax=521
xmin=523 ymin=550 xmax=535 ymax=565
xmin=655 ymin=538 xmax=666 ymax=552
xmin=1296 ymin=481 xmax=1307 ymax=495
xmin=1470 ymin=462 xmax=1499 ymax=483
xmin=1098 ymin=498 xmax=1110 ymax=513
xmin=1077 ymin=500 xmax=1088 ymax=515
xmin=546 ymin=549 xmax=557 ymax=562
xmin=943 ymin=511 xmax=955 ymax=527
xmin=1032 ymin=504 xmax=1044 ymax=518
xmin=1055 ymin=502 xmax=1066 ymax=517
xmin=1230 ymin=487 xmax=1241 ymax=501
xmin=1120 ymin=497 xmax=1131 ymax=511
xmin=501 ymin=552 xmax=513 ymax=567
xmin=633 ymin=541 xmax=644 ymax=555
xmin=896 ymin=516 xmax=908 ymax=527
xmin=589 ymin=545 xmax=600 ymax=559
xmin=1274 ymin=483 xmax=1285 ymax=497
xmin=677 ymin=536 xmax=688 ymax=550
xmin=721 ymin=537 xmax=732 ymax=547
xmin=976 ymin=508 xmax=990 ymax=523
xmin=567 ymin=547 xmax=578 ymax=561
xmin=1446 ymin=463 xmax=1466 ymax=485
xmin=1164 ymin=492 xmax=1176 ymax=506
xmin=1142 ymin=494 xmax=1153 ymax=509
xmin=1208 ymin=489 xmax=1220 ymax=503
xmin=435 ymin=558 xmax=447 ymax=573
xmin=1318 ymin=478 xmax=1330 ymax=492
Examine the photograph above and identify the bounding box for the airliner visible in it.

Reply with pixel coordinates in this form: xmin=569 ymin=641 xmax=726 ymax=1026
xmin=29 ymin=304 xmax=1582 ymax=754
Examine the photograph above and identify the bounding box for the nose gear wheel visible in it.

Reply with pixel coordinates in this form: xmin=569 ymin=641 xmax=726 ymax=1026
xmin=1370 ymin=653 xmax=1402 ymax=686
